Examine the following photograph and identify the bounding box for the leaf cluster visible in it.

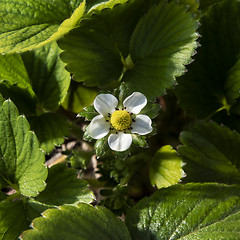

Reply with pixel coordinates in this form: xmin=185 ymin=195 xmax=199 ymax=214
xmin=0 ymin=0 xmax=240 ymax=239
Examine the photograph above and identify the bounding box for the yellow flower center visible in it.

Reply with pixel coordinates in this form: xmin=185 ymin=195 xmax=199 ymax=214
xmin=110 ymin=110 xmax=132 ymax=131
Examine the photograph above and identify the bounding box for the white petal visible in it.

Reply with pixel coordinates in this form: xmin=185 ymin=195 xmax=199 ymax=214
xmin=131 ymin=114 xmax=152 ymax=135
xmin=88 ymin=115 xmax=110 ymax=139
xmin=108 ymin=132 xmax=132 ymax=152
xmin=123 ymin=92 xmax=147 ymax=114
xmin=94 ymin=94 xmax=118 ymax=116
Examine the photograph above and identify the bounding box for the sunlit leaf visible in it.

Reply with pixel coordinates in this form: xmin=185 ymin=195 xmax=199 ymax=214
xmin=22 ymin=204 xmax=131 ymax=240
xmin=0 ymin=0 xmax=85 ymax=53
xmin=0 ymin=99 xmax=47 ymax=196
xmin=149 ymin=145 xmax=185 ymax=189
xmin=126 ymin=183 xmax=240 ymax=240
xmin=36 ymin=164 xmax=94 ymax=205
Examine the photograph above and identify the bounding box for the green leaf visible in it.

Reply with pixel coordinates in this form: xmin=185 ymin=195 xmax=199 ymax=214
xmin=0 ymin=0 xmax=85 ymax=53
xmin=0 ymin=54 xmax=37 ymax=114
xmin=83 ymin=125 xmax=94 ymax=142
xmin=95 ymin=137 xmax=109 ymax=157
xmin=149 ymin=145 xmax=185 ymax=189
xmin=36 ymin=164 xmax=94 ymax=205
xmin=125 ymin=183 xmax=240 ymax=240
xmin=0 ymin=198 xmax=55 ymax=240
xmin=178 ymin=121 xmax=240 ymax=184
xmin=58 ymin=15 xmax=123 ymax=87
xmin=0 ymin=99 xmax=47 ymax=196
xmin=0 ymin=201 xmax=29 ymax=240
xmin=140 ymin=102 xmax=161 ymax=119
xmin=39 ymin=1 xmax=86 ymax=47
xmin=62 ymin=83 xmax=97 ymax=114
xmin=22 ymin=42 xmax=71 ymax=112
xmin=132 ymin=134 xmax=148 ymax=148
xmin=123 ymin=1 xmax=198 ymax=99
xmin=26 ymin=198 xmax=55 ymax=218
xmin=199 ymin=0 xmax=223 ymax=11
xmin=176 ymin=0 xmax=240 ymax=130
xmin=179 ymin=0 xmax=200 ymax=15
xmin=69 ymin=150 xmax=93 ymax=169
xmin=225 ymin=57 xmax=240 ymax=105
xmin=28 ymin=113 xmax=69 ymax=154
xmin=78 ymin=105 xmax=98 ymax=121
xmin=88 ymin=0 xmax=129 ymax=12
xmin=21 ymin=204 xmax=131 ymax=240
xmin=58 ymin=0 xmax=149 ymax=88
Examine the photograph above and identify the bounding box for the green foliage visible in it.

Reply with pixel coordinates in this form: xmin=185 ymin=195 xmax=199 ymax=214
xmin=132 ymin=135 xmax=148 ymax=148
xmin=140 ymin=101 xmax=161 ymax=120
xmin=21 ymin=42 xmax=71 ymax=112
xmin=123 ymin=1 xmax=198 ymax=99
xmin=69 ymin=150 xmax=93 ymax=169
xmin=176 ymin=0 xmax=240 ymax=131
xmin=0 ymin=0 xmax=240 ymax=239
xmin=149 ymin=145 xmax=185 ymax=189
xmin=178 ymin=121 xmax=240 ymax=184
xmin=95 ymin=137 xmax=110 ymax=157
xmin=59 ymin=0 xmax=198 ymax=98
xmin=36 ymin=164 xmax=94 ymax=205
xmin=78 ymin=105 xmax=98 ymax=121
xmin=28 ymin=113 xmax=69 ymax=153
xmin=21 ymin=204 xmax=131 ymax=240
xmin=0 ymin=0 xmax=85 ymax=53
xmin=0 ymin=42 xmax=71 ymax=154
xmin=0 ymin=201 xmax=29 ymax=240
xmin=0 ymin=54 xmax=37 ymax=114
xmin=0 ymin=98 xmax=47 ymax=197
xmin=62 ymin=83 xmax=97 ymax=114
xmin=126 ymin=183 xmax=240 ymax=240
xmin=0 ymin=42 xmax=70 ymax=114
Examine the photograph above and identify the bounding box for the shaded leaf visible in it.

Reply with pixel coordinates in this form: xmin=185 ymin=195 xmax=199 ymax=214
xmin=0 ymin=54 xmax=37 ymax=114
xmin=58 ymin=0 xmax=150 ymax=87
xmin=178 ymin=121 xmax=240 ymax=184
xmin=199 ymin=0 xmax=223 ymax=11
xmin=62 ymin=83 xmax=97 ymax=114
xmin=126 ymin=183 xmax=240 ymax=240
xmin=176 ymin=0 xmax=240 ymax=130
xmin=0 ymin=198 xmax=54 ymax=240
xmin=149 ymin=145 xmax=185 ymax=189
xmin=0 ymin=201 xmax=29 ymax=240
xmin=29 ymin=113 xmax=69 ymax=154
xmin=123 ymin=1 xmax=198 ymax=99
xmin=21 ymin=204 xmax=131 ymax=240
xmin=140 ymin=102 xmax=161 ymax=119
xmin=36 ymin=164 xmax=94 ymax=205
xmin=225 ymin=57 xmax=240 ymax=105
xmin=22 ymin=42 xmax=71 ymax=112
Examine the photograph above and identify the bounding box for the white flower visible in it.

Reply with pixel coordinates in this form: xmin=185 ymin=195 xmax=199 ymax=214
xmin=88 ymin=92 xmax=153 ymax=152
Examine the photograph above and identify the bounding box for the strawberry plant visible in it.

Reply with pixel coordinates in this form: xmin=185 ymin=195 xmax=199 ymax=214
xmin=0 ymin=0 xmax=240 ymax=239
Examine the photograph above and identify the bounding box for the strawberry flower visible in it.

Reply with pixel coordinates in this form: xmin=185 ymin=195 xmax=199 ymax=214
xmin=88 ymin=92 xmax=153 ymax=152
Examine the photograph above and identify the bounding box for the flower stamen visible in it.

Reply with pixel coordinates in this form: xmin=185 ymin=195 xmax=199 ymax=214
xmin=110 ymin=110 xmax=132 ymax=131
